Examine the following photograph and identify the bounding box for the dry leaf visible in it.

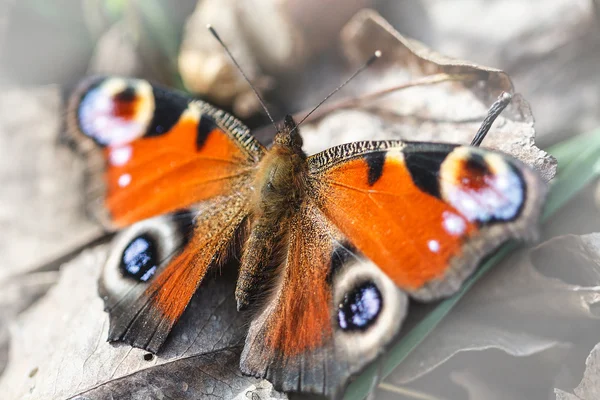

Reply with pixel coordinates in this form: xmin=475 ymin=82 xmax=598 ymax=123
xmin=448 ymin=348 xmax=571 ymax=400
xmin=399 ymin=0 xmax=599 ymax=146
xmin=0 ymin=271 xmax=58 ymax=376
xmin=178 ymin=0 xmax=371 ymax=117
xmin=179 ymin=0 xmax=259 ymax=99
xmin=299 ymin=10 xmax=556 ymax=182
xmin=178 ymin=0 xmax=271 ymax=117
xmin=0 ymin=246 xmax=286 ymax=400
xmin=0 ymin=86 xmax=101 ymax=280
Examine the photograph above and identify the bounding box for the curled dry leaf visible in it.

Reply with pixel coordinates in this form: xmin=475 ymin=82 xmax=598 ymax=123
xmin=0 ymin=246 xmax=286 ymax=400
xmin=382 ymin=233 xmax=600 ymax=396
xmin=299 ymin=10 xmax=556 ymax=182
xmin=0 ymin=86 xmax=101 ymax=280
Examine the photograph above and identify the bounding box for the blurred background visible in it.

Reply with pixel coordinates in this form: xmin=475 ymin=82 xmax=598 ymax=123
xmin=0 ymin=0 xmax=598 ymax=144
xmin=0 ymin=1 xmax=599 ymax=399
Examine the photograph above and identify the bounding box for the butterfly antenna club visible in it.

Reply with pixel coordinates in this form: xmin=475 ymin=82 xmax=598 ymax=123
xmin=291 ymin=50 xmax=382 ymax=135
xmin=470 ymin=92 xmax=513 ymax=147
xmin=207 ymin=24 xmax=277 ymax=130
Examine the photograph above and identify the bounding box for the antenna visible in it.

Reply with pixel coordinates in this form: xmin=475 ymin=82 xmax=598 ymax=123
xmin=207 ymin=25 xmax=277 ymax=129
xmin=290 ymin=50 xmax=382 ymax=135
xmin=470 ymin=92 xmax=512 ymax=147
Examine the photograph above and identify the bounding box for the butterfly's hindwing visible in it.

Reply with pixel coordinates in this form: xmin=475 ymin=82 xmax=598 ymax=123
xmin=101 ymin=195 xmax=250 ymax=353
xmin=67 ymin=76 xmax=265 ymax=228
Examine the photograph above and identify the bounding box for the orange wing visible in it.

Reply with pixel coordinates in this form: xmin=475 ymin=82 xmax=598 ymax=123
xmin=68 ymin=76 xmax=264 ymax=228
xmin=307 ymin=141 xmax=546 ymax=300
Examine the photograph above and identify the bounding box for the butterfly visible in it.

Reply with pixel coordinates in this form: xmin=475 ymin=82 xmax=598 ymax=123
xmin=67 ymin=75 xmax=547 ymax=398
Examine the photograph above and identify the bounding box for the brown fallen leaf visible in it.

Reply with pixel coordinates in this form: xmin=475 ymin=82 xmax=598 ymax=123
xmin=0 ymin=246 xmax=286 ymax=400
xmin=388 ymin=234 xmax=600 ymax=385
xmin=396 ymin=0 xmax=599 ymax=146
xmin=178 ymin=0 xmax=372 ymax=118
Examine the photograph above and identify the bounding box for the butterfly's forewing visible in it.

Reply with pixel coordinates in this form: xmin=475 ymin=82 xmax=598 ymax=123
xmin=240 ymin=200 xmax=408 ymax=398
xmin=307 ymin=141 xmax=546 ymax=300
xmin=67 ymin=77 xmax=264 ymax=228
xmin=68 ymin=77 xmax=261 ymax=351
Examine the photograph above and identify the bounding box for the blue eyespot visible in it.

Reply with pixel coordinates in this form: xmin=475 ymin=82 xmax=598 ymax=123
xmin=120 ymin=235 xmax=158 ymax=282
xmin=337 ymin=281 xmax=382 ymax=331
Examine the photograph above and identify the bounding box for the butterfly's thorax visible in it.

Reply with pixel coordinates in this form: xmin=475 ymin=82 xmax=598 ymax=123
xmin=252 ymin=143 xmax=308 ymax=218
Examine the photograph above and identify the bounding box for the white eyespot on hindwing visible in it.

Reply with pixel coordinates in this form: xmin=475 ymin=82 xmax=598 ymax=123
xmin=332 ymin=253 xmax=408 ymax=361
xmin=99 ymin=212 xmax=193 ymax=306
xmin=439 ymin=147 xmax=525 ymax=223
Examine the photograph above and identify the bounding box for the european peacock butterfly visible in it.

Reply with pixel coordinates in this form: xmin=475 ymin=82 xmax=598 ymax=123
xmin=67 ymin=61 xmax=546 ymax=397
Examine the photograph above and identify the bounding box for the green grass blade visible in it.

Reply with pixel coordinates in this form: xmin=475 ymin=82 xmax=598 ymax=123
xmin=343 ymin=129 xmax=600 ymax=400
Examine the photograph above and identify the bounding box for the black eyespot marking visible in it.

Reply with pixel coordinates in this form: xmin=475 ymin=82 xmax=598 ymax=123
xmin=405 ymin=149 xmax=453 ymax=198
xmin=145 ymin=86 xmax=189 ymax=137
xmin=337 ymin=281 xmax=382 ymax=331
xmin=365 ymin=152 xmax=386 ymax=186
xmin=119 ymin=234 xmax=159 ymax=282
xmin=197 ymin=115 xmax=219 ymax=150
xmin=143 ymin=353 xmax=154 ymax=361
xmin=115 ymin=86 xmax=136 ymax=103
xmin=327 ymin=243 xmax=357 ymax=285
